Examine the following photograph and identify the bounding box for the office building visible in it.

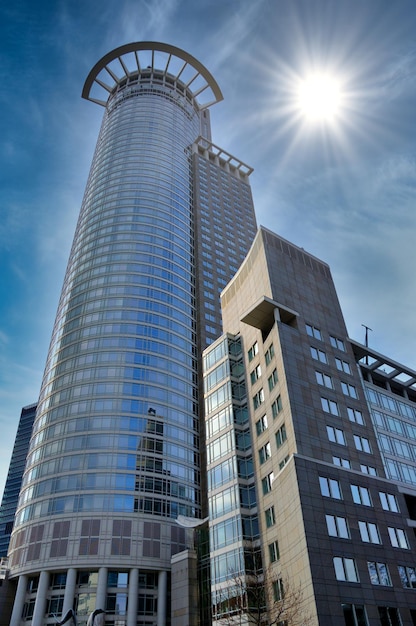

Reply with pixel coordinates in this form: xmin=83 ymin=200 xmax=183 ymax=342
xmin=204 ymin=227 xmax=416 ymax=625
xmin=0 ymin=404 xmax=36 ymax=621
xmin=7 ymin=42 xmax=256 ymax=626
xmin=0 ymin=404 xmax=36 ymax=558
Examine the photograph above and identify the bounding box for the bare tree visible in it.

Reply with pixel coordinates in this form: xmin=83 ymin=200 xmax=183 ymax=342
xmin=213 ymin=569 xmax=315 ymax=626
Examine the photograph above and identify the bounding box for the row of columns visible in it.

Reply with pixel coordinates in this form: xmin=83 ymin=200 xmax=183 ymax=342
xmin=10 ymin=567 xmax=167 ymax=626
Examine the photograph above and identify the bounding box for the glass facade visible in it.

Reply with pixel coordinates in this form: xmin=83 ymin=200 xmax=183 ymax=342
xmin=7 ymin=44 xmax=257 ymax=626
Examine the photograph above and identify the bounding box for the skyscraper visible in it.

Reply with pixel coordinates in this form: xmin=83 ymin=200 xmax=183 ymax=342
xmin=7 ymin=43 xmax=256 ymax=626
xmin=0 ymin=404 xmax=36 ymax=559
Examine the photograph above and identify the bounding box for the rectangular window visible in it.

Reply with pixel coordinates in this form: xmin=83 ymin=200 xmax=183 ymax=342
xmin=256 ymin=414 xmax=268 ymax=435
xmin=380 ymin=492 xmax=399 ymax=513
xmin=326 ymin=514 xmax=349 ymax=538
xmin=259 ymin=442 xmax=271 ymax=465
xmin=359 ymin=521 xmax=381 ymax=544
xmin=279 ymin=455 xmax=289 ymax=470
xmin=330 ymin=335 xmax=345 ymax=351
xmin=253 ymin=388 xmax=264 ymax=410
xmin=327 ymin=425 xmax=346 ymax=445
xmin=321 ymin=397 xmax=339 ymax=415
xmin=351 ymin=484 xmax=372 ymax=506
xmin=347 ymin=407 xmax=364 ymax=425
xmin=342 ymin=604 xmax=368 ymax=626
xmin=333 ymin=456 xmax=351 ymax=468
xmin=268 ymin=369 xmax=278 ymax=391
xmin=377 ymin=607 xmax=402 ymax=626
xmin=319 ymin=476 xmax=342 ymax=499
xmin=341 ymin=382 xmax=358 ymax=398
xmin=271 ymin=395 xmax=283 ymax=418
xmin=272 ymin=578 xmax=284 ymax=602
xmin=276 ymin=424 xmax=287 ymax=448
xmin=360 ymin=464 xmax=377 ymax=476
xmin=336 ymin=358 xmax=351 ymax=374
xmin=248 ymin=342 xmax=258 ymax=362
xmin=316 ymin=371 xmax=333 ymax=388
xmin=265 ymin=344 xmax=275 ymax=366
xmin=306 ymin=324 xmax=322 ymax=340
xmin=262 ymin=472 xmax=275 ymax=494
xmin=269 ymin=540 xmax=280 ymax=563
xmin=354 ymin=435 xmax=371 ymax=453
xmin=333 ymin=557 xmax=359 ymax=582
xmin=265 ymin=506 xmax=275 ymax=528
xmin=368 ymin=562 xmax=391 ymax=586
xmin=398 ymin=565 xmax=416 ymax=588
xmin=310 ymin=346 xmax=328 ymax=363
xmin=388 ymin=526 xmax=409 ymax=549
xmin=250 ymin=364 xmax=261 ymax=384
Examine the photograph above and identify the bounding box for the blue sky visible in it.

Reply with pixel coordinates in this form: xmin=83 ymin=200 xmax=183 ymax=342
xmin=1 ymin=0 xmax=416 ymax=492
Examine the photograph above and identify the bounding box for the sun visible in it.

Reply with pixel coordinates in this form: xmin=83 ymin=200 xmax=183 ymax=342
xmin=296 ymin=73 xmax=343 ymax=122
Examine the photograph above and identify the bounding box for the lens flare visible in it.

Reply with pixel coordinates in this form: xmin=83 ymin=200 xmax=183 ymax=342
xmin=297 ymin=74 xmax=343 ymax=121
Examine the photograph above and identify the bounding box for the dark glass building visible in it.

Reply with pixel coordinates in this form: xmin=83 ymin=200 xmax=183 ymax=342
xmin=0 ymin=404 xmax=36 ymax=558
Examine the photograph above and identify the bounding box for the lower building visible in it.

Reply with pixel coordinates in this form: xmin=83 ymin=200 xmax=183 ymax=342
xmin=204 ymin=226 xmax=416 ymax=625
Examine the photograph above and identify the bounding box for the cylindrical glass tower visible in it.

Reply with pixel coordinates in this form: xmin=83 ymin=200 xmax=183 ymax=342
xmin=8 ymin=43 xmax=223 ymax=626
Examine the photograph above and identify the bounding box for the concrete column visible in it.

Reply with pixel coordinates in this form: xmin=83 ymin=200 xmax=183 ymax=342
xmin=96 ymin=567 xmax=107 ymax=611
xmin=9 ymin=574 xmax=28 ymax=626
xmin=127 ymin=568 xmax=138 ymax=626
xmin=32 ymin=570 xmax=49 ymax=626
xmin=62 ymin=567 xmax=77 ymax=615
xmin=157 ymin=570 xmax=167 ymax=626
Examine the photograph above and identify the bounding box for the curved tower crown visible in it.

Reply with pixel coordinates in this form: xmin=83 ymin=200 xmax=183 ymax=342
xmin=82 ymin=41 xmax=223 ymax=109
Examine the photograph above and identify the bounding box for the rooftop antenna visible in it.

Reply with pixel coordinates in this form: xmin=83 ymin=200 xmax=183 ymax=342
xmin=361 ymin=324 xmax=373 ymax=365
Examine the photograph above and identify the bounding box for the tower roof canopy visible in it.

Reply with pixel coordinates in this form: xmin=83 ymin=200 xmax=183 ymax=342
xmin=82 ymin=41 xmax=223 ymax=109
